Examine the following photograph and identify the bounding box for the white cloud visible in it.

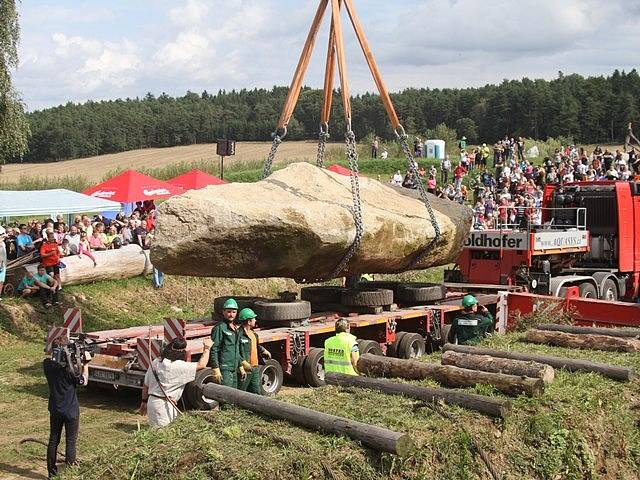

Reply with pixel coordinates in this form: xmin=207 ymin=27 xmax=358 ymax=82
xmin=168 ymin=0 xmax=210 ymax=26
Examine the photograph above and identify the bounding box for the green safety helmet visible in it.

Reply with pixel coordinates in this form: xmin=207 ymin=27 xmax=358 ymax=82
xmin=223 ymin=298 xmax=239 ymax=310
xmin=238 ymin=308 xmax=257 ymax=322
xmin=462 ymin=294 xmax=478 ymax=308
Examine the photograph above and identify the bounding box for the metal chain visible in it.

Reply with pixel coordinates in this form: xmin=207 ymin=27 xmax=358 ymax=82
xmin=396 ymin=129 xmax=442 ymax=269
xmin=316 ymin=130 xmax=330 ymax=167
xmin=330 ymin=129 xmax=364 ymax=279
xmin=262 ymin=133 xmax=283 ymax=179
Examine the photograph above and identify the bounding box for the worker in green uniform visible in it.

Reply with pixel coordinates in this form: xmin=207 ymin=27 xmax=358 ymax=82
xmin=209 ymin=298 xmax=252 ymax=388
xmin=447 ymin=295 xmax=495 ymax=345
xmin=237 ymin=308 xmax=272 ymax=394
xmin=324 ymin=318 xmax=359 ymax=375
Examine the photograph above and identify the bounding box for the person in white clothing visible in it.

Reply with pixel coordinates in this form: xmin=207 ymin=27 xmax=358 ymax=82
xmin=140 ymin=337 xmax=212 ymax=427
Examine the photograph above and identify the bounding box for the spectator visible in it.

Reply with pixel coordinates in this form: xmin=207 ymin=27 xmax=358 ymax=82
xmin=391 ymin=170 xmax=403 ymax=186
xmin=0 ymin=226 xmax=6 ymax=300
xmin=33 ymin=264 xmax=60 ymax=308
xmin=441 ymin=155 xmax=452 ymax=184
xmin=453 ymin=162 xmax=467 ymax=191
xmin=427 ymin=175 xmax=437 ymax=194
xmin=380 ymin=149 xmax=388 ymax=160
xmin=54 ymin=224 xmax=66 ymax=244
xmin=17 ymin=268 xmax=39 ymax=298
xmin=78 ymin=232 xmax=97 ymax=267
xmin=16 ymin=224 xmax=35 ymax=257
xmin=65 ymin=226 xmax=81 ymax=255
xmin=40 ymin=232 xmax=62 ymax=289
xmin=89 ymin=230 xmax=108 ymax=251
xmin=134 ymin=220 xmax=150 ymax=249
xmin=371 ymin=136 xmax=379 ymax=159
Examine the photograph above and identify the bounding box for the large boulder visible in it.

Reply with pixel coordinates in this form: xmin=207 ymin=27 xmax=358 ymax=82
xmin=151 ymin=163 xmax=472 ymax=280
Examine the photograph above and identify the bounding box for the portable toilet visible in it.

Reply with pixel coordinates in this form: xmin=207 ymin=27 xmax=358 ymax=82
xmin=426 ymin=139 xmax=446 ymax=160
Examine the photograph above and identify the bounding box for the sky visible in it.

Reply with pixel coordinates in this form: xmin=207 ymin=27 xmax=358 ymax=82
xmin=13 ymin=0 xmax=640 ymax=111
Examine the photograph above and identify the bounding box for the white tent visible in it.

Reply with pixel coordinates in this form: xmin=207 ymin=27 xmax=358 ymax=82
xmin=0 ymin=188 xmax=122 ymax=217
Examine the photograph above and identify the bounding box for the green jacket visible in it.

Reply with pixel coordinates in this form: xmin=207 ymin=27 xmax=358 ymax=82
xmin=448 ymin=311 xmax=495 ymax=346
xmin=210 ymin=321 xmax=244 ymax=372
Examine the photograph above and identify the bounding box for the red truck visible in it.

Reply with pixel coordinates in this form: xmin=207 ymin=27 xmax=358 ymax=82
xmin=448 ymin=181 xmax=640 ymax=302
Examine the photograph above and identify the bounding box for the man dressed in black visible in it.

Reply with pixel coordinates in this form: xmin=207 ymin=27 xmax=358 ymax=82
xmin=43 ymin=333 xmax=89 ymax=478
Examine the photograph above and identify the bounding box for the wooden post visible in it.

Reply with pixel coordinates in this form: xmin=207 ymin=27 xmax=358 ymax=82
xmin=202 ymin=383 xmax=414 ymax=456
xmin=536 ymin=323 xmax=640 ymax=339
xmin=442 ymin=344 xmax=636 ymax=381
xmin=325 ymin=372 xmax=512 ymax=419
xmin=525 ymin=329 xmax=640 ymax=353
xmin=356 ymin=354 xmax=544 ymax=397
xmin=441 ymin=351 xmax=555 ymax=384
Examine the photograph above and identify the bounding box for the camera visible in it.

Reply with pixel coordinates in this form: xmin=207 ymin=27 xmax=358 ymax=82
xmin=51 ymin=334 xmax=97 ymax=376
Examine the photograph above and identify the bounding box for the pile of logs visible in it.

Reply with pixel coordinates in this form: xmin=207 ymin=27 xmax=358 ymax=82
xmin=525 ymin=324 xmax=640 ymax=353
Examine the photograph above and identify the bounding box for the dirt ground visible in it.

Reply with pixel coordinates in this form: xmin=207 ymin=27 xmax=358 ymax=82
xmin=0 ymin=141 xmax=320 ymax=183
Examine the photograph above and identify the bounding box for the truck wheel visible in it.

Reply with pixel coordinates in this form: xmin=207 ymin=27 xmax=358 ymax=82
xmin=303 ymin=347 xmax=325 ymax=387
xmin=600 ymin=279 xmax=618 ymax=301
xmin=386 ymin=331 xmax=407 ymax=357
xmin=341 ymin=288 xmax=394 ymax=307
xmin=254 ymin=300 xmax=311 ymax=321
xmin=213 ymin=296 xmax=265 ymax=315
xmin=357 ymin=339 xmax=384 ymax=356
xmin=397 ymin=333 xmax=426 ymax=359
xmin=291 ymin=356 xmax=308 ymax=386
xmin=397 ymin=283 xmax=447 ymax=304
xmin=301 ymin=286 xmax=347 ymax=304
xmin=356 ymin=280 xmax=401 ymax=295
xmin=260 ymin=359 xmax=284 ymax=396
xmin=578 ymin=283 xmax=597 ymax=299
xmin=185 ymin=368 xmax=220 ymax=411
xmin=440 ymin=324 xmax=452 ymax=347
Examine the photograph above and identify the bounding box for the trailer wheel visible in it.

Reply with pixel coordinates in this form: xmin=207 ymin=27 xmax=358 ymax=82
xmin=600 ymin=279 xmax=618 ymax=301
xmin=397 ymin=333 xmax=426 ymax=359
xmin=253 ymin=300 xmax=311 ymax=321
xmin=357 ymin=339 xmax=384 ymax=356
xmin=213 ymin=296 xmax=265 ymax=315
xmin=300 ymin=286 xmax=347 ymax=304
xmin=303 ymin=347 xmax=326 ymax=387
xmin=260 ymin=359 xmax=284 ymax=396
xmin=356 ymin=280 xmax=402 ymax=295
xmin=397 ymin=283 xmax=447 ymax=304
xmin=185 ymin=368 xmax=220 ymax=411
xmin=578 ymin=283 xmax=597 ymax=299
xmin=386 ymin=331 xmax=407 ymax=357
xmin=341 ymin=288 xmax=394 ymax=307
xmin=291 ymin=356 xmax=308 ymax=386
xmin=439 ymin=324 xmax=452 ymax=347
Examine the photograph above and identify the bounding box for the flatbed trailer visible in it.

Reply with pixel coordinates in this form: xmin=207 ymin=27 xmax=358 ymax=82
xmin=86 ymin=293 xmax=500 ymax=392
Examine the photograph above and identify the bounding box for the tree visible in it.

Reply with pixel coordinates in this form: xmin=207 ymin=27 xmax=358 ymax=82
xmin=454 ymin=117 xmax=478 ymax=144
xmin=0 ymin=0 xmax=29 ymax=164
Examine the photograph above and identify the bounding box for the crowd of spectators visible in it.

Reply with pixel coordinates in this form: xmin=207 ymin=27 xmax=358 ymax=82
xmin=1 ymin=200 xmax=157 ymax=305
xmin=389 ymin=136 xmax=640 ymax=232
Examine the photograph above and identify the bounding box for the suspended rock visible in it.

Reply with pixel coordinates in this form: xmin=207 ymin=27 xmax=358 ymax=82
xmin=151 ymin=162 xmax=472 ymax=279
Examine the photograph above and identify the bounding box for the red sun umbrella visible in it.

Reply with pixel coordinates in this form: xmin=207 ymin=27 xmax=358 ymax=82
xmin=83 ymin=170 xmax=184 ymax=203
xmin=326 ymin=164 xmax=353 ymax=176
xmin=167 ymin=169 xmax=226 ymax=190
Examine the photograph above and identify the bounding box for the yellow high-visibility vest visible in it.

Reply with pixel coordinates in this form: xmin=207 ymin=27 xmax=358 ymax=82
xmin=324 ymin=332 xmax=358 ymax=375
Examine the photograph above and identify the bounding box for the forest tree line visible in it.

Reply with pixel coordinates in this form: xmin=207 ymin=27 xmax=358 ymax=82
xmin=17 ymin=69 xmax=640 ymax=163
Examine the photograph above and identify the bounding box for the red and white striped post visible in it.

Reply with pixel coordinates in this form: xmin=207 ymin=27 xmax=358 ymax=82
xmin=136 ymin=337 xmax=162 ymax=371
xmin=63 ymin=308 xmax=83 ymax=334
xmin=45 ymin=326 xmax=70 ymax=354
xmin=163 ymin=318 xmax=186 ymax=345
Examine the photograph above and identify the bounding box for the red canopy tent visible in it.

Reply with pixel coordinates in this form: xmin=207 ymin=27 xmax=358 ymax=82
xmin=83 ymin=170 xmax=184 ymax=203
xmin=167 ymin=169 xmax=226 ymax=190
xmin=326 ymin=164 xmax=353 ymax=176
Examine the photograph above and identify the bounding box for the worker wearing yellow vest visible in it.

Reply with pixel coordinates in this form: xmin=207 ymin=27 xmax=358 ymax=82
xmin=237 ymin=308 xmax=271 ymax=394
xmin=324 ymin=318 xmax=360 ymax=375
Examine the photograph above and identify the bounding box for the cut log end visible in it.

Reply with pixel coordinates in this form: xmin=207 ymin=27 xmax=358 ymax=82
xmin=394 ymin=434 xmax=416 ymax=457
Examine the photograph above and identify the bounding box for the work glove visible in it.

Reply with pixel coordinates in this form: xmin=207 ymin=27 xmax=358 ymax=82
xmin=212 ymin=367 xmax=222 ymax=384
xmin=241 ymin=360 xmax=253 ymax=372
xmin=261 ymin=349 xmax=272 ymax=360
xmin=238 ymin=366 xmax=247 ymax=382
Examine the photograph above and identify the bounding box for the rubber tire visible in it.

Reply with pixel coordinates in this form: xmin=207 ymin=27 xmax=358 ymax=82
xmin=259 ymin=359 xmax=284 ymax=396
xmin=300 ymin=286 xmax=348 ymax=304
xmin=600 ymin=278 xmax=618 ymax=301
xmin=185 ymin=368 xmax=220 ymax=411
xmin=292 ymin=356 xmax=307 ymax=386
xmin=357 ymin=339 xmax=384 ymax=356
xmin=578 ymin=283 xmax=597 ymax=299
xmin=440 ymin=324 xmax=452 ymax=347
xmin=2 ymin=283 xmax=14 ymax=297
xmin=386 ymin=331 xmax=407 ymax=358
xmin=356 ymin=281 xmax=402 ymax=295
xmin=253 ymin=300 xmax=311 ymax=321
xmin=341 ymin=288 xmax=394 ymax=307
xmin=397 ymin=333 xmax=426 ymax=359
xmin=213 ymin=296 xmax=265 ymax=315
xmin=397 ymin=283 xmax=447 ymax=304
xmin=303 ymin=347 xmax=325 ymax=387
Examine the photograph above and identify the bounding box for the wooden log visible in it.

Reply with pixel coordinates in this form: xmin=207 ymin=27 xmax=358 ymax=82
xmin=441 ymin=351 xmax=555 ymax=384
xmin=26 ymin=245 xmax=153 ymax=286
xmin=202 ymin=383 xmax=414 ymax=456
xmin=442 ymin=344 xmax=636 ymax=381
xmin=525 ymin=329 xmax=640 ymax=353
xmin=325 ymin=372 xmax=512 ymax=419
xmin=536 ymin=323 xmax=640 ymax=339
xmin=356 ymin=353 xmax=544 ymax=397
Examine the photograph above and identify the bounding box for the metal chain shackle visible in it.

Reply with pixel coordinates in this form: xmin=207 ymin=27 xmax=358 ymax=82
xmin=330 ymin=129 xmax=364 ymax=278
xmin=396 ymin=127 xmax=441 ymax=268
xmin=262 ymin=133 xmax=283 ymax=179
xmin=316 ymin=125 xmax=330 ymax=168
